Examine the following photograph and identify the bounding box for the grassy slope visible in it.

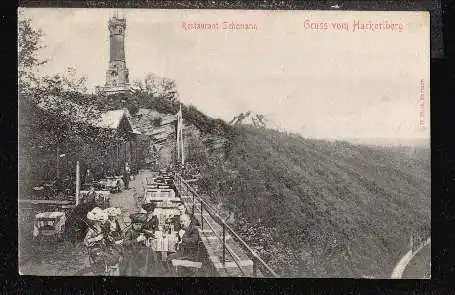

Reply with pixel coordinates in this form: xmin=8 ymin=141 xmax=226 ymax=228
xmin=199 ymin=125 xmax=430 ymax=277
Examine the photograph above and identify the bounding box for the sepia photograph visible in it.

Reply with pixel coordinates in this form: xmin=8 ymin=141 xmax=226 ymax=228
xmin=18 ymin=8 xmax=430 ymax=278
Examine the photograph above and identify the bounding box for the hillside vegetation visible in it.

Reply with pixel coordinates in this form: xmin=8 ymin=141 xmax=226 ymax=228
xmin=196 ymin=125 xmax=430 ymax=277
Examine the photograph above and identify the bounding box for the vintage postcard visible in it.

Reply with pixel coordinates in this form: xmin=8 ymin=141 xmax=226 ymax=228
xmin=18 ymin=8 xmax=430 ymax=278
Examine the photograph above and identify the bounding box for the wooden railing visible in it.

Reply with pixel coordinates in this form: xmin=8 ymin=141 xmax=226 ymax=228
xmin=175 ymin=173 xmax=279 ymax=278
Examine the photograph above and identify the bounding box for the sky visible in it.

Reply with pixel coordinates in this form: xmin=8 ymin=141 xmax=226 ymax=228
xmin=20 ymin=8 xmax=430 ymax=140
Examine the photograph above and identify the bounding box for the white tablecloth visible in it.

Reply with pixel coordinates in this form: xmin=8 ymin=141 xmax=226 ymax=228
xmin=145 ymin=190 xmax=176 ymax=201
xmin=147 ymin=231 xmax=178 ymax=252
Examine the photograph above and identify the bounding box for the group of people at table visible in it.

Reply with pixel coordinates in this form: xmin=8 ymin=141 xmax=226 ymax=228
xmin=83 ymin=197 xmax=200 ymax=276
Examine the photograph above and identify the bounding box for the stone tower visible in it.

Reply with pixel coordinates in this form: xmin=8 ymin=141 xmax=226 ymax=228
xmin=100 ymin=13 xmax=133 ymax=95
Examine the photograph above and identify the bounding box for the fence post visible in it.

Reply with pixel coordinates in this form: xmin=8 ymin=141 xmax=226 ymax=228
xmin=75 ymin=161 xmax=80 ymax=206
xmin=201 ymin=203 xmax=204 ymax=230
xmin=222 ymin=223 xmax=226 ymax=263
xmin=192 ymin=193 xmax=195 ymax=215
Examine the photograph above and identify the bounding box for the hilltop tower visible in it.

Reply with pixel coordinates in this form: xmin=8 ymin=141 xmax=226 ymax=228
xmin=99 ymin=12 xmax=133 ymax=95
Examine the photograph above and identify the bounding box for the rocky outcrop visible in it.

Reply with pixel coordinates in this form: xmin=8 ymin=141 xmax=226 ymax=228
xmin=131 ymin=108 xmax=229 ymax=167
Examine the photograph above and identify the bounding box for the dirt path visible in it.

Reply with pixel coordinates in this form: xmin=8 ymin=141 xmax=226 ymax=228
xmin=390 ymin=237 xmax=430 ymax=279
xmin=402 ymin=242 xmax=431 ymax=279
xmin=109 ymin=169 xmax=156 ymax=228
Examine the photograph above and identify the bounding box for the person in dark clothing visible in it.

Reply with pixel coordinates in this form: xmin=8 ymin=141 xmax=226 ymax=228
xmin=84 ymin=207 xmax=119 ymax=275
xmin=171 ymin=204 xmax=199 ymax=230
xmin=103 ymin=208 xmax=122 ymax=241
xmin=139 ymin=202 xmax=166 ymax=275
xmin=141 ymin=203 xmax=159 ymax=232
xmin=121 ymin=213 xmax=148 ymax=276
xmin=166 ymin=214 xmax=200 ymax=274
xmin=85 ymin=169 xmax=94 ymax=185
xmin=170 ymin=204 xmax=187 ymax=232
xmin=85 ymin=186 xmax=97 ymax=205
xmin=102 ymin=207 xmax=123 ymax=266
xmin=170 ymin=214 xmax=182 ymax=232
xmin=122 ymin=165 xmax=130 ymax=190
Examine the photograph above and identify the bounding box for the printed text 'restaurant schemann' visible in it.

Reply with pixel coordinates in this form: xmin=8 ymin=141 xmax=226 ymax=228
xmin=182 ymin=21 xmax=258 ymax=31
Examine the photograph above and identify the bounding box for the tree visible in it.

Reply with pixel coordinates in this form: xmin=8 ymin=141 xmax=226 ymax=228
xmin=36 ymin=67 xmax=88 ymax=96
xmin=132 ymin=79 xmax=145 ymax=92
xmin=60 ymin=67 xmax=88 ymax=94
xmin=18 ymin=11 xmax=47 ymax=94
xmin=143 ymin=73 xmax=180 ymax=102
xmin=18 ymin=14 xmax=115 ymax=192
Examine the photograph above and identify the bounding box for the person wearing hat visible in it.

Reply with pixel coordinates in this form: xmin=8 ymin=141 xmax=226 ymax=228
xmin=140 ymin=202 xmax=171 ymax=275
xmin=121 ymin=213 xmax=148 ymax=276
xmin=141 ymin=202 xmax=159 ymax=232
xmin=103 ymin=207 xmax=123 ymax=243
xmin=169 ymin=204 xmax=185 ymax=232
xmin=84 ymin=207 xmax=114 ymax=275
xmin=171 ymin=204 xmax=199 ymax=231
xmin=102 ymin=207 xmax=123 ymax=272
xmin=141 ymin=202 xmax=171 ymax=275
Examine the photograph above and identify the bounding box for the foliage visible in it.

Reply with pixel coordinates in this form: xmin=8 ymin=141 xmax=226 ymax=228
xmin=134 ymin=73 xmax=180 ymax=103
xmin=184 ymin=134 xmax=209 ymax=167
xmin=18 ymin=11 xmax=47 ymax=94
xmin=38 ymin=67 xmax=88 ymax=95
xmin=18 ymin=15 xmax=121 ymax=193
xmin=130 ymin=85 xmax=236 ymax=139
xmin=197 ymin=126 xmax=430 ymax=277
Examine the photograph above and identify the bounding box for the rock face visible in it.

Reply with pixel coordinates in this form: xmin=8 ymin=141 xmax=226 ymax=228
xmin=131 ymin=108 xmax=229 ymax=168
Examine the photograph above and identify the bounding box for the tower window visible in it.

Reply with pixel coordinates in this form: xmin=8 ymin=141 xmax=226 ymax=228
xmin=111 ymin=71 xmax=118 ymax=76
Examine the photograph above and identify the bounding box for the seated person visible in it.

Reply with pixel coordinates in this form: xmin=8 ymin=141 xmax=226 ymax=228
xmin=172 ymin=204 xmax=199 ymax=230
xmin=84 ymin=207 xmax=118 ymax=275
xmin=103 ymin=207 xmax=123 ymax=244
xmin=170 ymin=204 xmax=185 ymax=231
xmin=121 ymin=213 xmax=148 ymax=276
xmin=166 ymin=214 xmax=200 ymax=269
xmin=141 ymin=202 xmax=159 ymax=233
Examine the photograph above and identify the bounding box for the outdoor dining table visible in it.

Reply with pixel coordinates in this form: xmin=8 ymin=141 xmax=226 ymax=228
xmin=145 ymin=190 xmax=177 ymax=202
xmin=154 ymin=208 xmax=180 ymax=221
xmin=155 ymin=201 xmax=181 ymax=209
xmin=145 ymin=229 xmax=179 ymax=261
xmin=145 ymin=197 xmax=181 ymax=204
xmin=146 ymin=177 xmax=167 ymax=185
